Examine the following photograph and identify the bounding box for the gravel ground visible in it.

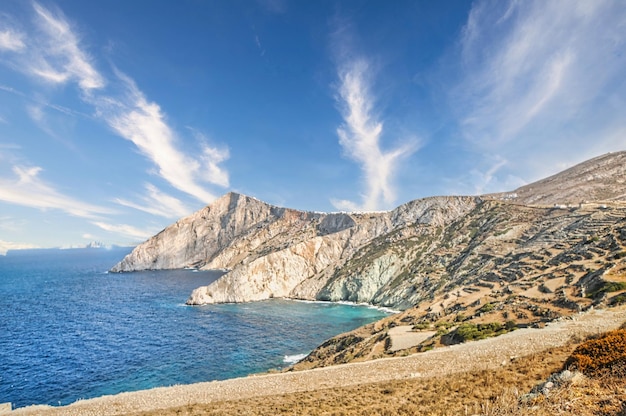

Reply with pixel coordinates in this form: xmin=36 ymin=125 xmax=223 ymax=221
xmin=10 ymin=306 xmax=626 ymax=416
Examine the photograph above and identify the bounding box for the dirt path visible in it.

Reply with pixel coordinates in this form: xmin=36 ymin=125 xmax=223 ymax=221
xmin=10 ymin=307 xmax=626 ymax=416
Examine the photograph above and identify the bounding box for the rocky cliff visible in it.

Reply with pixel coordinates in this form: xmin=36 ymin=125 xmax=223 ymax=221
xmin=111 ymin=151 xmax=626 ymax=313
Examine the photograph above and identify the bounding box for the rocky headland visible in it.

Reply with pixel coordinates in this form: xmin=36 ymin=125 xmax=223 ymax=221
xmin=110 ymin=151 xmax=626 ymax=366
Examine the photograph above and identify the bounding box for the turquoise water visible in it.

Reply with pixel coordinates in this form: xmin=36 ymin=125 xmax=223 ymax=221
xmin=0 ymin=248 xmax=389 ymax=408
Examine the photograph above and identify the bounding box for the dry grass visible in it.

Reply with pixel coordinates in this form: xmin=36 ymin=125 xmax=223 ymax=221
xmin=128 ymin=326 xmax=626 ymax=416
xmin=481 ymin=373 xmax=626 ymax=416
xmin=131 ymin=346 xmax=574 ymax=416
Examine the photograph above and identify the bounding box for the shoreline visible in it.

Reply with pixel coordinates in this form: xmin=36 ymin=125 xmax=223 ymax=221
xmin=10 ymin=306 xmax=626 ymax=416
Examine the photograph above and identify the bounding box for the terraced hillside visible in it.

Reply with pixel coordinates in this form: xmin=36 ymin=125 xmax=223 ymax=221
xmin=293 ymin=201 xmax=626 ymax=369
xmin=111 ymin=152 xmax=626 ymax=367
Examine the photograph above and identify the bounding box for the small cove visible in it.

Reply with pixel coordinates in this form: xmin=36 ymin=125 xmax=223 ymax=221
xmin=0 ymin=248 xmax=389 ymax=408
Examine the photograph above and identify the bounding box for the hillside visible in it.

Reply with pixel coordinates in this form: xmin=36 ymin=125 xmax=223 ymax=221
xmin=111 ymin=151 xmax=626 ymax=315
xmin=489 ymin=151 xmax=626 ymax=205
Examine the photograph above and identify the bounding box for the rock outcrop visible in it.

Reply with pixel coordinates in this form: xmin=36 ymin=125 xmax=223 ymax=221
xmin=111 ymin=151 xmax=626 ymax=312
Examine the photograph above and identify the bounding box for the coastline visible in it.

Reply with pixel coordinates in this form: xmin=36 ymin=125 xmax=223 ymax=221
xmin=288 ymin=298 xmax=402 ymax=314
xmin=10 ymin=306 xmax=626 ymax=416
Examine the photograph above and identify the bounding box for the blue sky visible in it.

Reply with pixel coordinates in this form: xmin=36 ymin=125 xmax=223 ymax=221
xmin=0 ymin=0 xmax=625 ymax=252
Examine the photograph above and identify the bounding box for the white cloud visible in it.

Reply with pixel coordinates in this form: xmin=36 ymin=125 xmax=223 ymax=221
xmin=92 ymin=221 xmax=156 ymax=241
xmin=1 ymin=3 xmax=229 ymax=207
xmin=329 ymin=198 xmax=360 ymax=212
xmin=30 ymin=3 xmax=104 ymax=91
xmin=0 ymin=240 xmax=38 ymax=255
xmin=0 ymin=29 xmax=25 ymax=52
xmin=188 ymin=127 xmax=230 ymax=188
xmin=99 ymin=72 xmax=229 ymax=203
xmin=452 ymin=0 xmax=626 ymax=187
xmin=114 ymin=183 xmax=191 ymax=219
xmin=334 ymin=58 xmax=418 ymax=211
xmin=0 ymin=165 xmax=113 ymax=219
xmin=467 ymin=156 xmax=527 ymax=195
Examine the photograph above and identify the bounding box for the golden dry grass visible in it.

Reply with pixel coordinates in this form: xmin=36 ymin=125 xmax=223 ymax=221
xmin=482 ymin=373 xmax=626 ymax=416
xmin=131 ymin=346 xmax=574 ymax=416
xmin=129 ymin=326 xmax=626 ymax=416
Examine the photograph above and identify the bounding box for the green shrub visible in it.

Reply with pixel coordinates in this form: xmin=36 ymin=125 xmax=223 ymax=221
xmin=435 ymin=321 xmax=453 ymax=329
xmin=479 ymin=302 xmax=495 ymax=313
xmin=453 ymin=322 xmax=506 ymax=342
xmin=587 ymin=281 xmax=626 ymax=298
xmin=610 ymin=293 xmax=626 ymax=306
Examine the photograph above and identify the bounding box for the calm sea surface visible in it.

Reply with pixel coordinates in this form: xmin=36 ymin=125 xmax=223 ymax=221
xmin=0 ymin=248 xmax=389 ymax=408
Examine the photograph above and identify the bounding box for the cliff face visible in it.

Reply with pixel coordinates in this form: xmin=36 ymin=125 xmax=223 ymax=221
xmin=110 ymin=193 xmax=479 ymax=307
xmin=111 ymin=151 xmax=626 ymax=311
xmin=185 ymin=196 xmax=478 ymax=305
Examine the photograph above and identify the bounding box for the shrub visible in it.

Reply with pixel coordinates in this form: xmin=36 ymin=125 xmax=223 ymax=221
xmin=453 ymin=322 xmax=506 ymax=342
xmin=564 ymin=329 xmax=626 ymax=377
xmin=610 ymin=293 xmax=626 ymax=306
xmin=587 ymin=281 xmax=626 ymax=298
xmin=479 ymin=303 xmax=495 ymax=313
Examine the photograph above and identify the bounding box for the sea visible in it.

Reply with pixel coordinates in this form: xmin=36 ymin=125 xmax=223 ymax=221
xmin=0 ymin=247 xmax=390 ymax=409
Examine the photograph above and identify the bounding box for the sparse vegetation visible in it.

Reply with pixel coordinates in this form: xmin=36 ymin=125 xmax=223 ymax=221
xmin=610 ymin=293 xmax=626 ymax=306
xmin=450 ymin=321 xmax=513 ymax=343
xmin=412 ymin=322 xmax=431 ymax=330
xmin=479 ymin=302 xmax=495 ymax=313
xmin=587 ymin=281 xmax=626 ymax=298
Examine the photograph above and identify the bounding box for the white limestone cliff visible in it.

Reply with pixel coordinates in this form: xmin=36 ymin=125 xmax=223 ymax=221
xmin=109 ymin=151 xmax=626 ymax=312
xmin=111 ymin=192 xmax=477 ymax=308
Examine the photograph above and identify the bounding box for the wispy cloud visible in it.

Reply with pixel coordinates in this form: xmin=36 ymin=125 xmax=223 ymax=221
xmin=30 ymin=2 xmax=104 ymax=91
xmin=0 ymin=29 xmax=25 ymax=52
xmin=1 ymin=3 xmax=230 ymax=208
xmin=99 ymin=71 xmax=229 ymax=202
xmin=92 ymin=221 xmax=156 ymax=241
xmin=0 ymin=240 xmax=38 ymax=256
xmin=452 ymin=0 xmax=626 ymax=186
xmin=188 ymin=127 xmax=230 ymax=188
xmin=0 ymin=165 xmax=113 ymax=218
xmin=333 ymin=58 xmax=418 ymax=211
xmin=114 ymin=183 xmax=191 ymax=219
xmin=0 ymin=216 xmax=26 ymax=232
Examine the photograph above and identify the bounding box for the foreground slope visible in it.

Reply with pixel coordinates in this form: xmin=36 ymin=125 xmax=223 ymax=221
xmin=12 ymin=307 xmax=626 ymax=416
xmin=111 ymin=151 xmax=626 ymax=312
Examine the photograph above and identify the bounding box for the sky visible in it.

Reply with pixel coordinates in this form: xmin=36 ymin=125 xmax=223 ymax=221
xmin=0 ymin=0 xmax=625 ymax=252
